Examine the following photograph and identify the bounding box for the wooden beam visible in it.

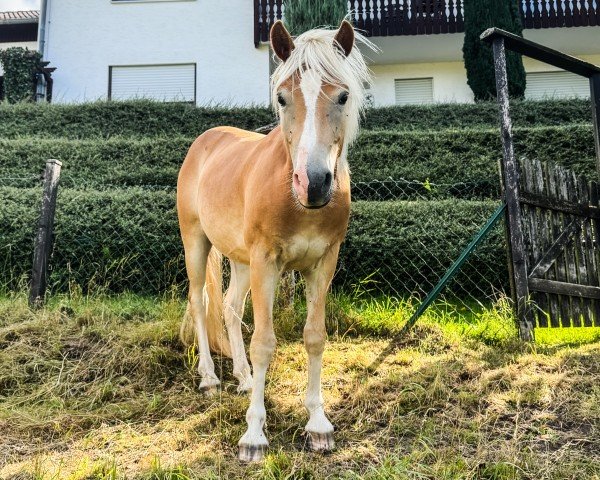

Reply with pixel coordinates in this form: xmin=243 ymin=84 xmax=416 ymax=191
xmin=481 ymin=28 xmax=600 ymax=78
xmin=529 ymin=217 xmax=583 ymax=279
xmin=529 ymin=278 xmax=600 ymax=300
xmin=591 ymin=73 xmax=600 ymax=181
xmin=520 ymin=191 xmax=600 ymax=219
xmin=491 ymin=37 xmax=534 ymax=341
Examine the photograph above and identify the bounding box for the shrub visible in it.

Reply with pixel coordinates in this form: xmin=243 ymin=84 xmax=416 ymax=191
xmin=0 ymin=187 xmax=504 ymax=295
xmin=463 ymin=0 xmax=526 ymax=101
xmin=283 ymin=0 xmax=347 ymax=35
xmin=0 ymin=99 xmax=591 ymax=139
xmin=0 ymin=47 xmax=43 ymax=103
xmin=0 ymin=125 xmax=595 ymax=199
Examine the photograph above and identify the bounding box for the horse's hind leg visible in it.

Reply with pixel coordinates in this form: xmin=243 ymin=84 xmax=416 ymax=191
xmin=224 ymin=260 xmax=252 ymax=393
xmin=301 ymin=245 xmax=339 ymax=452
xmin=181 ymin=225 xmax=220 ymax=392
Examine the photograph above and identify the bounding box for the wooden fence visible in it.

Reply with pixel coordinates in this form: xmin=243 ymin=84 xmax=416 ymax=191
xmin=520 ymin=159 xmax=600 ymax=328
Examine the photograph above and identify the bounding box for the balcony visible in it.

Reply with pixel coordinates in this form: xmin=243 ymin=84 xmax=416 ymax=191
xmin=254 ymin=0 xmax=600 ymax=46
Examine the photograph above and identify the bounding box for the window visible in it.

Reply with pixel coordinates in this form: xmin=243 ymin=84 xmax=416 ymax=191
xmin=394 ymin=78 xmax=433 ymax=105
xmin=109 ymin=63 xmax=196 ymax=102
xmin=525 ymin=71 xmax=589 ymax=100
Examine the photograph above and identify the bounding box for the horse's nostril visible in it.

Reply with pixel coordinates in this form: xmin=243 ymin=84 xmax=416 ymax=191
xmin=324 ymin=172 xmax=332 ymax=190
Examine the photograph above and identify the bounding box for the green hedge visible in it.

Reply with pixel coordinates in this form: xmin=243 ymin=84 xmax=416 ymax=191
xmin=0 ymin=187 xmax=505 ymax=295
xmin=0 ymin=125 xmax=595 ymax=198
xmin=0 ymin=98 xmax=591 ymax=139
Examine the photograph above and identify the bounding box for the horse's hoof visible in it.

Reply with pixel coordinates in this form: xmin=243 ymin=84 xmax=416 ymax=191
xmin=238 ymin=443 xmax=267 ymax=462
xmin=236 ymin=376 xmax=253 ymax=394
xmin=199 ymin=377 xmax=220 ymax=395
xmin=307 ymin=431 xmax=335 ymax=452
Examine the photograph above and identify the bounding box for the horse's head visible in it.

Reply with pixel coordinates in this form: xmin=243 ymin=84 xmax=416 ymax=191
xmin=270 ymin=20 xmax=371 ymax=209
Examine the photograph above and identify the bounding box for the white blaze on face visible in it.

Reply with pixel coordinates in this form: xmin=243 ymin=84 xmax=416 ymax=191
xmin=296 ymin=69 xmax=322 ymax=175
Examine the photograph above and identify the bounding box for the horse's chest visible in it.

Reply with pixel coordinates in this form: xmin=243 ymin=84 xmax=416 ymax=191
xmin=282 ymin=233 xmax=332 ymax=270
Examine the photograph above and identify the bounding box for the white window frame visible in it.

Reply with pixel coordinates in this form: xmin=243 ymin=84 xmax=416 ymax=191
xmin=108 ymin=63 xmax=197 ymax=103
xmin=394 ymin=77 xmax=434 ymax=106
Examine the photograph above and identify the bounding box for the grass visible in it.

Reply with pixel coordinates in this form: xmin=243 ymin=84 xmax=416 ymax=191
xmin=1 ymin=290 xmax=599 ymax=479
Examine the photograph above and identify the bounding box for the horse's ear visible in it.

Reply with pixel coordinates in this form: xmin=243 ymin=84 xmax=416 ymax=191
xmin=334 ymin=20 xmax=355 ymax=57
xmin=270 ymin=21 xmax=295 ymax=62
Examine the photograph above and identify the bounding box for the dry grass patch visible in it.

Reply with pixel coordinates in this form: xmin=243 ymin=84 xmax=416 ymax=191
xmin=0 ymin=292 xmax=599 ymax=479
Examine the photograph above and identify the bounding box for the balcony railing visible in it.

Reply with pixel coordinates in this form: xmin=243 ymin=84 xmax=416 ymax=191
xmin=254 ymin=0 xmax=600 ymax=46
xmin=522 ymin=0 xmax=599 ymax=29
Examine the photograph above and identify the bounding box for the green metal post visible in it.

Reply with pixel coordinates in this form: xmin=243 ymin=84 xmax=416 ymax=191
xmin=401 ymin=202 xmax=507 ymax=333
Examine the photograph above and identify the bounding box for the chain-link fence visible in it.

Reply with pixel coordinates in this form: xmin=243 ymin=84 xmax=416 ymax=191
xmin=1 ymin=168 xmax=513 ymax=334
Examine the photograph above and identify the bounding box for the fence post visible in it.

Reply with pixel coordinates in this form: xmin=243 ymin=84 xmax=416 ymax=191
xmin=491 ymin=38 xmax=534 ymax=341
xmin=590 ymin=73 xmax=600 ymax=181
xmin=29 ymin=159 xmax=62 ymax=308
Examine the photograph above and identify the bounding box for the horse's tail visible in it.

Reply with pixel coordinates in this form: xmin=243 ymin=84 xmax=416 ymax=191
xmin=180 ymin=248 xmax=232 ymax=358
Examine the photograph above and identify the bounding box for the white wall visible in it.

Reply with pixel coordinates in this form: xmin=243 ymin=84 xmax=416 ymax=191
xmin=0 ymin=41 xmax=38 ymax=74
xmin=369 ymin=54 xmax=600 ymax=106
xmin=44 ymin=0 xmax=271 ymax=105
xmin=370 ymin=61 xmax=474 ymax=105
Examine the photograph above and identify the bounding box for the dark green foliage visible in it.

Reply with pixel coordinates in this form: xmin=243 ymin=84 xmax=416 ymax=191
xmin=0 ymin=47 xmax=43 ymax=103
xmin=0 ymin=126 xmax=594 ymax=200
xmin=462 ymin=0 xmax=526 ymax=101
xmin=0 ymin=100 xmax=275 ymax=139
xmin=0 ymin=188 xmax=503 ymax=294
xmin=283 ymin=0 xmax=347 ymax=35
xmin=360 ymin=98 xmax=591 ymax=131
xmin=0 ymin=99 xmax=591 ymax=139
xmin=0 ymin=187 xmax=183 ymax=293
xmin=340 ymin=200 xmax=507 ymax=295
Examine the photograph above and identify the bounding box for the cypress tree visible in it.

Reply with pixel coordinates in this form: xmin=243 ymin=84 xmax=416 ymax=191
xmin=462 ymin=0 xmax=526 ymax=101
xmin=283 ymin=0 xmax=347 ymax=35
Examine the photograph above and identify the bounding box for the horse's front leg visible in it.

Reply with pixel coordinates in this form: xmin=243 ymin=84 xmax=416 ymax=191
xmin=301 ymin=244 xmax=339 ymax=452
xmin=238 ymin=250 xmax=279 ymax=462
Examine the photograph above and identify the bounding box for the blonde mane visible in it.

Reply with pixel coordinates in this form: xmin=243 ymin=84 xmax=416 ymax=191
xmin=270 ymin=26 xmax=375 ymax=145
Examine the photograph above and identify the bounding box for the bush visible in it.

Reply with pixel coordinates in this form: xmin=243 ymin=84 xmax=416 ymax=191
xmin=360 ymin=98 xmax=591 ymax=131
xmin=0 ymin=99 xmax=591 ymax=139
xmin=0 ymin=125 xmax=595 ymax=199
xmin=0 ymin=101 xmax=275 ymax=139
xmin=283 ymin=0 xmax=347 ymax=35
xmin=463 ymin=0 xmax=526 ymax=100
xmin=0 ymin=188 xmax=505 ymax=295
xmin=0 ymin=47 xmax=43 ymax=103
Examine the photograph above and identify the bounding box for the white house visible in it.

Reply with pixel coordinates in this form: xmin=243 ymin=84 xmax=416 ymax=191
xmin=37 ymin=0 xmax=600 ymax=106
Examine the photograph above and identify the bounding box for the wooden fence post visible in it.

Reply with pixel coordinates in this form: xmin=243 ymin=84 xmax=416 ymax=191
xmin=29 ymin=159 xmax=62 ymax=308
xmin=491 ymin=38 xmax=534 ymax=341
xmin=590 ymin=73 xmax=600 ymax=181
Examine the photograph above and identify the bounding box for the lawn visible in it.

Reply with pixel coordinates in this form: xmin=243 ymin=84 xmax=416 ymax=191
xmin=1 ymin=291 xmax=599 ymax=479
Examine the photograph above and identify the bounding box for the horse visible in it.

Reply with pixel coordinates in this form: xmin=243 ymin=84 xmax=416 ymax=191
xmin=176 ymin=19 xmax=372 ymax=462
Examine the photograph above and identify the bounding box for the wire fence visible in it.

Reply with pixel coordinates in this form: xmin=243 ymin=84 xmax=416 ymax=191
xmin=0 ymin=170 xmax=513 ymax=335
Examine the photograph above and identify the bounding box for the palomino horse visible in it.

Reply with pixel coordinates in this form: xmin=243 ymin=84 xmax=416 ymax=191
xmin=177 ymin=20 xmax=372 ymax=461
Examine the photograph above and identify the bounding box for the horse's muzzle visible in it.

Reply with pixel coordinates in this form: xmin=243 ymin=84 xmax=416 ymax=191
xmin=293 ymin=167 xmax=333 ymax=209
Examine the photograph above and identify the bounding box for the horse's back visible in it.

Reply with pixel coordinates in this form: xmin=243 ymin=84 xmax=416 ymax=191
xmin=177 ymin=126 xmax=264 ymax=214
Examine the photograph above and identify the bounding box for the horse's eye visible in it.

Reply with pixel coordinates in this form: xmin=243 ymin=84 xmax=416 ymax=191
xmin=277 ymin=93 xmax=287 ymax=107
xmin=338 ymin=92 xmax=349 ymax=105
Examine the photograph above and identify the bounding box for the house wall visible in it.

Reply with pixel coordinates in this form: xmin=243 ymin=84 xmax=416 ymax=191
xmin=369 ymin=54 xmax=600 ymax=106
xmin=369 ymin=61 xmax=473 ymax=105
xmin=44 ymin=0 xmax=271 ymax=105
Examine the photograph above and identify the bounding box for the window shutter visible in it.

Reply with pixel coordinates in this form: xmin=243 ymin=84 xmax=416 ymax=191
xmin=394 ymin=78 xmax=434 ymax=105
xmin=525 ymin=71 xmax=589 ymax=100
xmin=110 ymin=64 xmax=195 ymax=102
